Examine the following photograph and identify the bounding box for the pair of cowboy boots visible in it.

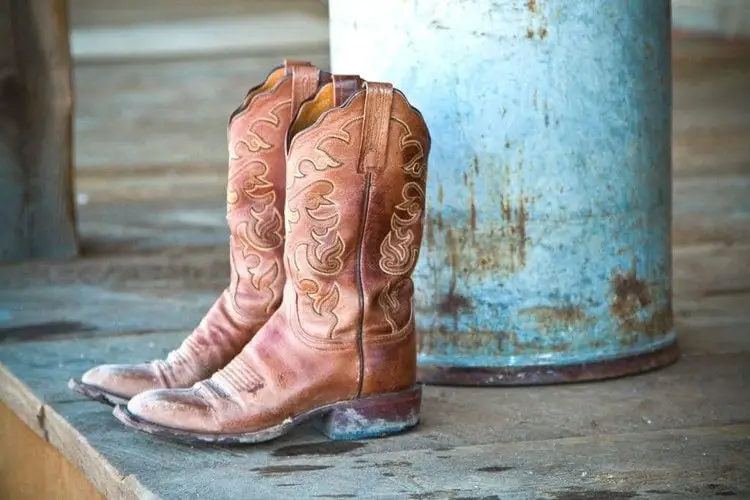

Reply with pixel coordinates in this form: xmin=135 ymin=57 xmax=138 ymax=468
xmin=69 ymin=60 xmax=431 ymax=444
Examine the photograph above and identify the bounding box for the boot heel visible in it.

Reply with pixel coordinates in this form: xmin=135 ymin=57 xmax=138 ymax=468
xmin=313 ymin=385 xmax=422 ymax=441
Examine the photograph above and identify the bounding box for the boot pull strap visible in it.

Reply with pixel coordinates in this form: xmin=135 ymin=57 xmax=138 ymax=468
xmin=358 ymin=82 xmax=393 ymax=175
xmin=284 ymin=60 xmax=320 ymax=115
xmin=332 ymin=75 xmax=363 ymax=106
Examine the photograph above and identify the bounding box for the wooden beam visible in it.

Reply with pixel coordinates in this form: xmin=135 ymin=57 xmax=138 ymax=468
xmin=0 ymin=0 xmax=77 ymax=262
xmin=0 ymin=403 xmax=102 ymax=500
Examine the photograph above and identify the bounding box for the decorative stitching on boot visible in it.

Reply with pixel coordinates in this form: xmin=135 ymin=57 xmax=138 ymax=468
xmin=377 ymin=115 xmax=428 ymax=336
xmin=212 ymin=356 xmax=264 ymax=396
xmin=226 ymin=98 xmax=291 ymax=316
xmin=286 ymin=135 xmax=351 ymax=342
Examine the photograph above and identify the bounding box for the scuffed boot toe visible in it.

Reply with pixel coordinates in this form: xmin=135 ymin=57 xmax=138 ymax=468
xmin=77 ymin=363 xmax=161 ymax=404
xmin=124 ymin=387 xmax=220 ymax=434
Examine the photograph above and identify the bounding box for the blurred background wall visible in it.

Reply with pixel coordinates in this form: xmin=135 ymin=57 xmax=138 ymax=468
xmin=672 ymin=0 xmax=750 ymax=37
xmin=70 ymin=0 xmax=329 ymax=170
xmin=69 ymin=0 xmax=749 ymax=171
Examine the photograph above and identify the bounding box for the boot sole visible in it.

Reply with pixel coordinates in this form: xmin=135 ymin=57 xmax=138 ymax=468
xmin=113 ymin=385 xmax=422 ymax=444
xmin=67 ymin=378 xmax=130 ymax=406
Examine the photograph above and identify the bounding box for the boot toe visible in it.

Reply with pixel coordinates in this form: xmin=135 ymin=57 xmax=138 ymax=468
xmin=81 ymin=364 xmax=161 ymax=400
xmin=127 ymin=388 xmax=219 ymax=433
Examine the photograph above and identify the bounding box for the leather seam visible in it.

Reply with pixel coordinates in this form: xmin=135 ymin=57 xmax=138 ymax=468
xmin=355 ymin=173 xmax=372 ymax=398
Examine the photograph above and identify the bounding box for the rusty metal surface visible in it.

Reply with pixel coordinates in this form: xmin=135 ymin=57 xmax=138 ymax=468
xmin=330 ymin=0 xmax=675 ymax=384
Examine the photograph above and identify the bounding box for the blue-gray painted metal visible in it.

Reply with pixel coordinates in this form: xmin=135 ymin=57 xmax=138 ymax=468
xmin=329 ymin=0 xmax=674 ymax=375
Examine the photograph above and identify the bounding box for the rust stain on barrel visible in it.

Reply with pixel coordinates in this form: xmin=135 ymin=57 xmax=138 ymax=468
xmin=418 ymin=327 xmax=509 ymax=355
xmin=520 ymin=305 xmax=588 ymax=327
xmin=438 ymin=293 xmax=472 ymax=316
xmin=633 ymin=304 xmax=673 ymax=335
xmin=619 ymin=304 xmax=674 ymax=342
xmin=518 ymin=306 xmax=592 ymax=352
xmin=610 ymin=269 xmax=673 ymax=339
xmin=446 ymin=226 xmax=457 ymax=267
xmin=426 ymin=157 xmax=533 ymax=284
xmin=500 ymin=196 xmax=529 ymax=268
xmin=611 ymin=270 xmax=652 ymax=318
xmin=469 ymin=156 xmax=478 ymax=232
xmin=517 ymin=198 xmax=528 ymax=260
xmin=500 ymin=198 xmax=512 ymax=223
xmin=425 ymin=214 xmax=435 ymax=247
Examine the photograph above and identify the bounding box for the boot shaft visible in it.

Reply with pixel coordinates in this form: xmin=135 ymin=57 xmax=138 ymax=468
xmin=226 ymin=61 xmax=331 ymax=315
xmin=284 ymin=81 xmax=430 ymax=393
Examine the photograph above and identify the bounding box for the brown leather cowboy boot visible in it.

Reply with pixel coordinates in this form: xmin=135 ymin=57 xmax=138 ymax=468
xmin=113 ymin=79 xmax=430 ymax=443
xmin=68 ymin=61 xmax=332 ymax=405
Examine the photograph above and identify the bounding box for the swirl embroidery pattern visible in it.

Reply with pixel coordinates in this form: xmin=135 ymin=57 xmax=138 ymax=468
xmin=380 ymin=182 xmax=425 ymax=275
xmin=378 ymin=118 xmax=427 ymax=334
xmin=287 ymin=143 xmax=347 ymax=340
xmin=226 ymin=100 xmax=290 ymax=313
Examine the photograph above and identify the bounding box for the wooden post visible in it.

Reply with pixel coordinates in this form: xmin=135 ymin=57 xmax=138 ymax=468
xmin=0 ymin=0 xmax=77 ymax=262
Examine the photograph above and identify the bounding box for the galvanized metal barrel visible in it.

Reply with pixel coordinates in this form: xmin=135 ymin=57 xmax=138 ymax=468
xmin=329 ymin=0 xmax=678 ymax=385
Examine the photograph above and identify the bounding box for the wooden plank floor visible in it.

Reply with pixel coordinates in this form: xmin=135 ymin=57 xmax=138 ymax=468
xmin=70 ymin=0 xmax=329 ymax=169
xmin=1 ymin=34 xmax=749 ymax=499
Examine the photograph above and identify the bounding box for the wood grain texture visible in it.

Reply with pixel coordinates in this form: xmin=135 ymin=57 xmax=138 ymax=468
xmin=72 ymin=52 xmax=329 ymax=169
xmin=0 ymin=403 xmax=103 ymax=500
xmin=68 ymin=0 xmax=329 ymax=169
xmin=0 ymin=0 xmax=77 ymax=262
xmin=69 ymin=0 xmax=327 ymax=28
xmin=70 ymin=9 xmax=329 ymax=63
xmin=0 ymin=347 xmax=749 ymax=498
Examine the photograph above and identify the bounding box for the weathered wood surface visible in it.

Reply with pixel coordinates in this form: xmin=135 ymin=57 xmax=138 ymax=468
xmin=73 ymin=54 xmax=326 ymax=169
xmin=0 ymin=0 xmax=77 ymax=262
xmin=0 ymin=403 xmax=103 ymax=500
xmin=69 ymin=0 xmax=329 ymax=63
xmin=2 ymin=329 xmax=749 ymax=442
xmin=0 ymin=33 xmax=749 ymax=500
xmin=0 ymin=347 xmax=748 ymax=498
xmin=70 ymin=0 xmax=329 ymax=169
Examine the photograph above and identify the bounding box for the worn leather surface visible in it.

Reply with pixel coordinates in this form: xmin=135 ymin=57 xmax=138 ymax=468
xmin=126 ymin=80 xmax=431 ymax=434
xmin=80 ymin=61 xmax=328 ymax=400
xmin=332 ymin=74 xmax=364 ymax=106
